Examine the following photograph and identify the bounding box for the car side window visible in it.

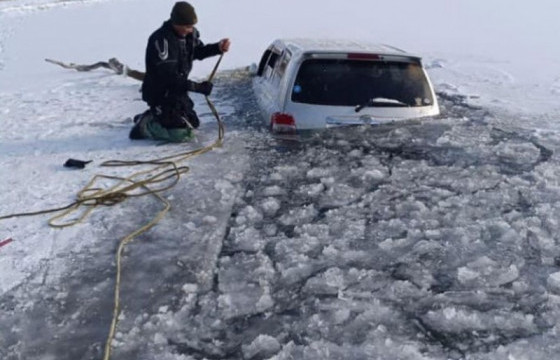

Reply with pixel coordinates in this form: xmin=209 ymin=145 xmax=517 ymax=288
xmin=268 ymin=50 xmax=291 ymax=86
xmin=276 ymin=51 xmax=291 ymax=79
xmin=263 ymin=51 xmax=280 ymax=79
xmin=257 ymin=50 xmax=271 ymax=77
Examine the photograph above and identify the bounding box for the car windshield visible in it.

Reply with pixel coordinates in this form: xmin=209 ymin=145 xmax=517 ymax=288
xmin=291 ymin=58 xmax=434 ymax=107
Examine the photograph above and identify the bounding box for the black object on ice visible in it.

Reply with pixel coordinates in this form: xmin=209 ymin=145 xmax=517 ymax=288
xmin=63 ymin=158 xmax=92 ymax=169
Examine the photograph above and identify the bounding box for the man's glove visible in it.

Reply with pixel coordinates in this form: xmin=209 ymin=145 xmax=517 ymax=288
xmin=193 ymin=81 xmax=213 ymax=96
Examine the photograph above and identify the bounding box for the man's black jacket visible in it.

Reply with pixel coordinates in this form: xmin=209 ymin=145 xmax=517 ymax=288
xmin=141 ymin=20 xmax=222 ymax=108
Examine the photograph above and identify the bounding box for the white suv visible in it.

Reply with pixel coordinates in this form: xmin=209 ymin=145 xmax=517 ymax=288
xmin=252 ymin=39 xmax=439 ymax=133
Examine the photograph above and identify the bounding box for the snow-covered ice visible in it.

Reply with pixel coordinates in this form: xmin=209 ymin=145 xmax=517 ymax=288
xmin=2 ymin=0 xmax=560 ymax=359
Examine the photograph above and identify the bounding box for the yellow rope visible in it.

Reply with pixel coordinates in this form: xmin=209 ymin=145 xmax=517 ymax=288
xmin=0 ymin=55 xmax=225 ymax=360
xmin=100 ymin=56 xmax=225 ymax=360
xmin=102 ymin=185 xmax=171 ymax=360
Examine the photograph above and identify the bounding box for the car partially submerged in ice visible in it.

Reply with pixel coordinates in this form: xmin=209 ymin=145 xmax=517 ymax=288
xmin=252 ymin=39 xmax=439 ymax=133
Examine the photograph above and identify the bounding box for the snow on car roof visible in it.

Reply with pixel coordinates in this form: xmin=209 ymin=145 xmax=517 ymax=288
xmin=274 ymin=38 xmax=419 ymax=58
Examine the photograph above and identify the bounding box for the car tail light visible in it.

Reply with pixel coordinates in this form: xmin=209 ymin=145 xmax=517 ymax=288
xmin=271 ymin=112 xmax=297 ymax=134
xmin=347 ymin=53 xmax=381 ymax=60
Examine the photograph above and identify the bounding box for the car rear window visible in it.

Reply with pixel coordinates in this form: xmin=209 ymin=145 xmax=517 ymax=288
xmin=291 ymin=58 xmax=434 ymax=107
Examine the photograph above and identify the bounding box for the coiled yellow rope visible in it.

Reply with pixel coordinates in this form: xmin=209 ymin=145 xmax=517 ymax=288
xmin=0 ymin=55 xmax=225 ymax=360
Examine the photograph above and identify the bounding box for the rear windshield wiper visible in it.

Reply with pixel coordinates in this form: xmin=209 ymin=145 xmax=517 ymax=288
xmin=355 ymin=98 xmax=408 ymax=112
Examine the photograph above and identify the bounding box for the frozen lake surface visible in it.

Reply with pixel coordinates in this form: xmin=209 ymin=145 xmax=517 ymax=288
xmin=2 ymin=0 xmax=560 ymax=359
xmin=3 ymin=70 xmax=560 ymax=360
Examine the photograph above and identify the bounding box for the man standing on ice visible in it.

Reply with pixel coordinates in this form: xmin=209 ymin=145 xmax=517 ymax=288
xmin=130 ymin=1 xmax=230 ymax=142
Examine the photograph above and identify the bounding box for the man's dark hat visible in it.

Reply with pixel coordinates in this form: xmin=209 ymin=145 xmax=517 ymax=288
xmin=170 ymin=2 xmax=197 ymax=26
